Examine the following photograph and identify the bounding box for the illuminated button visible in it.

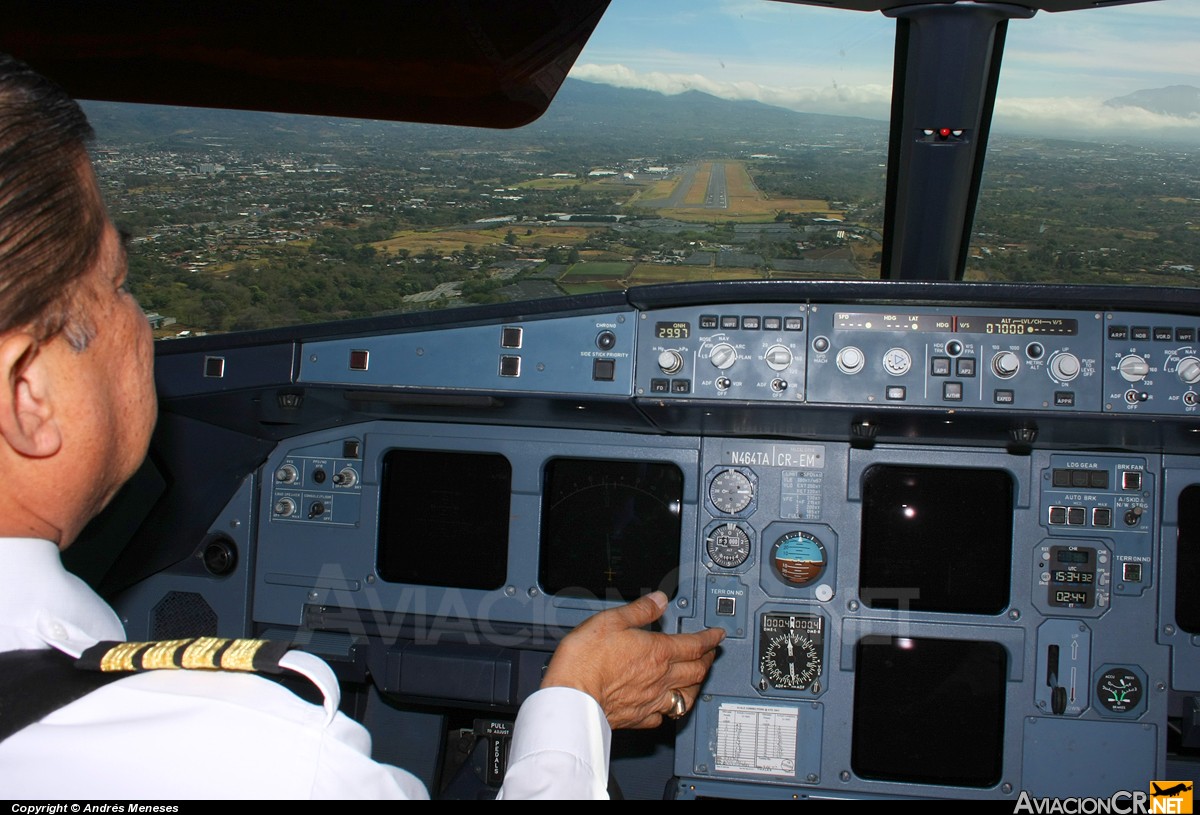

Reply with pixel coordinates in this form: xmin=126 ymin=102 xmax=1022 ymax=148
xmin=721 ymin=316 xmax=740 ymax=330
xmin=499 ymin=356 xmax=521 ymax=377
xmin=650 ymin=378 xmax=670 ymax=393
xmin=742 ymin=316 xmax=761 ymax=330
xmin=1053 ymin=469 xmax=1071 ymax=488
xmin=931 ymin=357 xmax=951 ymax=376
xmin=1153 ymin=327 xmax=1174 ymax=342
xmin=1177 ymin=328 xmax=1196 ymax=342
xmin=1049 ymin=506 xmax=1067 ymax=525
xmin=1089 ymin=471 xmax=1109 ymax=489
xmin=886 ymin=385 xmax=907 ymax=401
xmin=956 ymin=357 xmax=976 ymax=377
xmin=1107 ymin=325 xmax=1128 ymax=340
xmin=1093 ymin=507 xmax=1112 ymax=527
xmin=716 ymin=596 xmax=737 ymax=616
xmin=501 ymin=326 xmax=523 ymax=348
xmin=993 ymin=389 xmax=1015 ymax=404
xmin=671 ymin=379 xmax=691 ymax=393
xmin=943 ymin=382 xmax=963 ymax=401
xmin=763 ymin=317 xmax=782 ymax=331
xmin=349 ymin=349 xmax=369 ymax=371
xmin=1122 ymin=562 xmax=1143 ymax=583
xmin=1054 ymin=391 xmax=1075 ymax=407
xmin=1067 ymin=507 xmax=1086 ymax=525
xmin=700 ymin=315 xmax=719 ymax=329
xmin=592 ymin=358 xmax=615 ymax=381
xmin=1131 ymin=326 xmax=1150 ymax=341
xmin=1122 ymin=471 xmax=1142 ymax=490
xmin=784 ymin=317 xmax=804 ymax=331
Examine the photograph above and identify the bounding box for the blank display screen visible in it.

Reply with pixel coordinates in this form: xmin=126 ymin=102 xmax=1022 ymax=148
xmin=377 ymin=449 xmax=510 ymax=590
xmin=860 ymin=465 xmax=1013 ymax=615
xmin=852 ymin=636 xmax=1007 ymax=787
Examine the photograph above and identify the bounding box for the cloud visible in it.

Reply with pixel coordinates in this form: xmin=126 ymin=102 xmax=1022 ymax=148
xmin=994 ymin=96 xmax=1200 ymax=139
xmin=568 ymin=62 xmax=891 ymax=119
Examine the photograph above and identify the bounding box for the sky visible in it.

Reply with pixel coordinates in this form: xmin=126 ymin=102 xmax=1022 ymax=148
xmin=569 ymin=0 xmax=1200 ymax=138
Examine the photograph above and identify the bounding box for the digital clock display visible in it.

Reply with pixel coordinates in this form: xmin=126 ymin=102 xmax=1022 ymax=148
xmin=655 ymin=321 xmax=690 ymax=340
xmin=1052 ymin=570 xmax=1094 ymax=584
xmin=1053 ymin=590 xmax=1091 ymax=605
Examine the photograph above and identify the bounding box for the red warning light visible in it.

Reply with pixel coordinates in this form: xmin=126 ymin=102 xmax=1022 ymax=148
xmin=938 ymin=127 xmax=952 ymax=138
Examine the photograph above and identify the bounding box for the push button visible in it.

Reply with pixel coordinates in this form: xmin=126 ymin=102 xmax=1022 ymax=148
xmin=1067 ymin=507 xmax=1086 ymax=525
xmin=592 ymin=358 xmax=615 ymax=381
xmin=1049 ymin=506 xmax=1067 ymax=525
xmin=716 ymin=596 xmax=737 ymax=616
xmin=943 ymin=382 xmax=963 ymax=401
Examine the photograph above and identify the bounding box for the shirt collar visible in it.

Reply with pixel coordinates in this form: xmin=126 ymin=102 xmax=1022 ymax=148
xmin=0 ymin=537 xmax=126 ymax=656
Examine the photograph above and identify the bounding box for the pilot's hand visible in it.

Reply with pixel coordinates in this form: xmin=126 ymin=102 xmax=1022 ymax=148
xmin=541 ymin=591 xmax=724 ymax=730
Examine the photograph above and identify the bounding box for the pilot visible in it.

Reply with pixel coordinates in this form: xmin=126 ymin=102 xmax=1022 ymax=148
xmin=0 ymin=54 xmax=725 ymax=799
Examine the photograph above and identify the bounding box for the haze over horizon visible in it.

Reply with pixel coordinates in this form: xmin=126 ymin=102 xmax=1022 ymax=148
xmin=570 ymin=0 xmax=1200 ymax=140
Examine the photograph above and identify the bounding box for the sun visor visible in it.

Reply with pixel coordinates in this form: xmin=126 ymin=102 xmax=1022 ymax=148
xmin=0 ymin=0 xmax=610 ymax=129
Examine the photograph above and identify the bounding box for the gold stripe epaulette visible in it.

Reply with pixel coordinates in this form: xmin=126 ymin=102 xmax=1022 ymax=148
xmin=76 ymin=637 xmax=292 ymax=675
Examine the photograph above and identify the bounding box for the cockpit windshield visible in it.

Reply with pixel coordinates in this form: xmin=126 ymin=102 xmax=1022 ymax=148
xmin=81 ymin=0 xmax=1197 ymax=339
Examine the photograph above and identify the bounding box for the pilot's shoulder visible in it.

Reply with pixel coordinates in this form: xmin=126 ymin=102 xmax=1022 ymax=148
xmin=79 ymin=637 xmax=341 ymax=722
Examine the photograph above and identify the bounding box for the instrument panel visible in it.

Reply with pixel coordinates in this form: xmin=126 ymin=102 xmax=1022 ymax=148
xmin=129 ymin=284 xmax=1200 ymax=801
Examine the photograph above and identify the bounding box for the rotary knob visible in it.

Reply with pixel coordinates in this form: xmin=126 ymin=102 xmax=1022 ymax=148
xmin=657 ymin=349 xmax=684 ymax=375
xmin=1177 ymin=356 xmax=1200 ymax=385
xmin=709 ymin=343 xmax=738 ymax=370
xmin=836 ymin=346 xmax=865 ymax=375
xmin=764 ymin=344 xmax=793 ymax=372
xmin=273 ymin=497 xmax=296 ymax=517
xmin=1118 ymin=354 xmax=1150 ymax=383
xmin=992 ymin=351 xmax=1020 ymax=379
xmin=275 ymin=464 xmax=299 ymax=484
xmin=1050 ymin=353 xmax=1081 ymax=382
xmin=333 ymin=467 xmax=358 ymax=488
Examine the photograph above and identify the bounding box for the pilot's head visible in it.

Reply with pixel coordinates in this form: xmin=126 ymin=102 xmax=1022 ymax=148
xmin=0 ymin=53 xmax=156 ymax=548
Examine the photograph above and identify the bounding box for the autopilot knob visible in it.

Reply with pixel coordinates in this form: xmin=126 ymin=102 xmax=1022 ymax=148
xmin=657 ymin=349 xmax=684 ymax=375
xmin=836 ymin=346 xmax=864 ymax=375
xmin=1050 ymin=352 xmax=1081 ymax=381
xmin=1118 ymin=354 xmax=1150 ymax=383
xmin=1177 ymin=356 xmax=1200 ymax=385
xmin=992 ymin=351 xmax=1020 ymax=379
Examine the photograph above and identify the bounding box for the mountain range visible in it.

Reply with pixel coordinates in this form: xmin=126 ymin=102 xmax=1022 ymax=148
xmin=1105 ymin=85 xmax=1200 ymax=117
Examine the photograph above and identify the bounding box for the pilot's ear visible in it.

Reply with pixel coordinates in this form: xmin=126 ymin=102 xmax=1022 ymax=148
xmin=0 ymin=332 xmax=62 ymax=458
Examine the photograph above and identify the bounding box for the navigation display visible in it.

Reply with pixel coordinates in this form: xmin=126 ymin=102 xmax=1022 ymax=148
xmin=540 ymin=458 xmax=683 ymax=601
xmin=377 ymin=449 xmax=511 ymax=590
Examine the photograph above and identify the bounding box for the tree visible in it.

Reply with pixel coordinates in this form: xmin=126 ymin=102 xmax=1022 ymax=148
xmin=504 ymin=229 xmax=517 ymax=245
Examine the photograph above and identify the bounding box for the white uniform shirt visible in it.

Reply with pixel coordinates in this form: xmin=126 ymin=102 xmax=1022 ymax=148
xmin=0 ymin=538 xmax=610 ymax=799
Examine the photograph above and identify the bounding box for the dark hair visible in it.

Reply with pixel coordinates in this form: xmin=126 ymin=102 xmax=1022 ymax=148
xmin=0 ymin=53 xmax=103 ymax=349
